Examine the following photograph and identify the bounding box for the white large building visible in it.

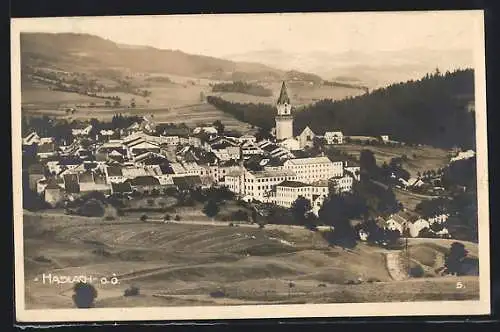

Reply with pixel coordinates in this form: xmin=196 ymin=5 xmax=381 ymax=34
xmin=272 ymin=180 xmax=330 ymax=216
xmin=225 ymin=168 xmax=297 ymax=202
xmin=275 ymin=81 xmax=294 ymax=141
xmin=283 ymin=156 xmax=343 ymax=184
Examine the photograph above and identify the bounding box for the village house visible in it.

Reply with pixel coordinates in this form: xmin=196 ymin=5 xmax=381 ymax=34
xmin=427 ymin=213 xmax=450 ymax=225
xmin=27 ymin=163 xmax=46 ymax=191
xmin=172 ymin=175 xmax=203 ymax=192
xmin=238 ymin=134 xmax=257 ymax=144
xmin=43 ymin=178 xmax=65 ymax=207
xmin=278 ymin=137 xmax=301 ymax=151
xmin=324 ymin=131 xmax=344 ymax=145
xmin=22 ymin=131 xmax=41 ymax=146
xmin=383 ymin=210 xmax=429 ymax=237
xmin=110 ymin=181 xmax=133 ymax=195
xmin=343 ymin=161 xmax=361 ymax=181
xmin=72 ymin=125 xmax=93 ymax=137
xmin=37 ymin=141 xmax=58 ymax=159
xmin=241 ymin=140 xmax=264 ymax=157
xmin=126 ymin=176 xmax=163 ymax=193
xmin=104 ymin=165 xmax=125 ymax=184
xmin=297 ymin=126 xmax=316 ymax=150
xmin=283 ymin=156 xmax=343 ymax=184
xmin=380 ymin=135 xmax=390 ymax=143
xmin=450 ymin=149 xmax=475 ymax=163
xmin=329 ymin=174 xmax=354 ymax=193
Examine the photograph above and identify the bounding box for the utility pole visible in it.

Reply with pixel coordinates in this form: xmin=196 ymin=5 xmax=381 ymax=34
xmin=405 ymin=222 xmax=410 ymax=277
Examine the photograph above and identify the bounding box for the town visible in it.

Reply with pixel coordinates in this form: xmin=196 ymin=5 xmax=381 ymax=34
xmin=22 ymin=81 xmax=476 ymax=246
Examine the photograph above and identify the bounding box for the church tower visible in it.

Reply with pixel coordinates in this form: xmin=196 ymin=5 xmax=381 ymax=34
xmin=275 ymin=81 xmax=293 ymax=141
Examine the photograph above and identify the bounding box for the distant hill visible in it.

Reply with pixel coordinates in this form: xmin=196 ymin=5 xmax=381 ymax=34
xmin=224 ymin=48 xmax=474 ymax=89
xmin=20 ymin=33 xmax=320 ymax=82
xmin=207 ymin=69 xmax=476 ymax=149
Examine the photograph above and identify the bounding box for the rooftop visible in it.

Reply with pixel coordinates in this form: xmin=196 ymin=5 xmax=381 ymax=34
xmin=285 ymin=156 xmax=332 ymax=165
xmin=249 ymin=169 xmax=296 ymax=178
xmin=277 ymin=180 xmax=309 ymax=188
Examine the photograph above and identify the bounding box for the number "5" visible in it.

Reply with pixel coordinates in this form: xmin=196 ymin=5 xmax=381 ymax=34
xmin=456 ymin=282 xmax=464 ymax=289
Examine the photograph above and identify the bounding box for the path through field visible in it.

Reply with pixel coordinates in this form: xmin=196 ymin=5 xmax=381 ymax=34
xmin=385 ymin=251 xmax=408 ymax=281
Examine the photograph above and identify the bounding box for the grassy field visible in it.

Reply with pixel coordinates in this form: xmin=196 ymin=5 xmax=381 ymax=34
xmin=23 ymin=211 xmax=479 ymax=309
xmin=334 ymin=143 xmax=451 ymax=177
xmin=21 ymin=75 xmax=364 ymax=133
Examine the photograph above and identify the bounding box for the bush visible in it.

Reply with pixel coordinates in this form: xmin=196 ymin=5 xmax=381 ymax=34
xmin=124 ymin=285 xmax=140 ymax=297
xmin=140 ymin=214 xmax=148 ymax=222
xmin=34 ymin=255 xmax=52 ymax=263
xmin=259 ymin=223 xmax=265 ymax=229
xmin=366 ymin=278 xmax=381 ymax=283
xmin=92 ymin=248 xmax=111 ymax=257
xmin=163 ymin=214 xmax=171 ymax=221
xmin=318 ymin=283 xmax=327 ymax=288
xmin=209 ymin=290 xmax=226 ymax=298
xmin=72 ymin=282 xmax=98 ymax=308
xmin=77 ymin=199 xmax=105 ymax=217
xmin=104 ymin=215 xmax=115 ymax=221
xmin=229 ymin=222 xmax=234 ymax=227
xmin=174 ymin=215 xmax=181 ymax=221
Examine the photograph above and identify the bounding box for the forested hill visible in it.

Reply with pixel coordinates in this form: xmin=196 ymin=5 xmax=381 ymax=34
xmin=294 ymin=69 xmax=475 ymax=149
xmin=207 ymin=69 xmax=476 ymax=149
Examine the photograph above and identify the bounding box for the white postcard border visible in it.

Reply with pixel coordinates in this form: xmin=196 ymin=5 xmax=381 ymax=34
xmin=11 ymin=11 xmax=491 ymax=323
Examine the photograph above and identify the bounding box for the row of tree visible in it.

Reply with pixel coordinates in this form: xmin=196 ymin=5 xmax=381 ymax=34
xmin=211 ymin=81 xmax=273 ymax=97
xmin=207 ymin=69 xmax=475 ymax=150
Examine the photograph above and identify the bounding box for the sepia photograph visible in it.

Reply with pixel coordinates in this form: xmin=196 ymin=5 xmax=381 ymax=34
xmin=12 ymin=10 xmax=490 ymax=322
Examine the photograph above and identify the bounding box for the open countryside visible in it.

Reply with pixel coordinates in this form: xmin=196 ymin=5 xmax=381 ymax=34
xmin=19 ymin=18 xmax=481 ymax=313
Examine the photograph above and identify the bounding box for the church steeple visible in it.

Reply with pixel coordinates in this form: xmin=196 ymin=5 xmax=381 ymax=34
xmin=275 ymin=81 xmax=293 ymax=140
xmin=277 ymin=81 xmax=290 ymax=105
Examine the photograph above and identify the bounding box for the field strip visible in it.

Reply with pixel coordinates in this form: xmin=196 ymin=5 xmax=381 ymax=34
xmin=385 ymin=251 xmax=408 ymax=281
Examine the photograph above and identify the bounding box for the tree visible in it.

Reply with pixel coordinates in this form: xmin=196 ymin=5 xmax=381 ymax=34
xmin=212 ymin=120 xmax=225 ymax=134
xmin=72 ymin=282 xmax=97 ymax=308
xmin=318 ymin=194 xmax=360 ymax=248
xmin=359 ymin=149 xmax=378 ymax=180
xmin=290 ymin=196 xmax=312 ymax=225
xmin=203 ymin=199 xmax=220 ymax=219
xmin=104 ymin=100 xmax=111 ymax=107
xmin=445 ymin=242 xmax=468 ymax=275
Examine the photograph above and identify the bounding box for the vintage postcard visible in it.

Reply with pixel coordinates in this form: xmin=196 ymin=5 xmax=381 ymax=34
xmin=12 ymin=11 xmax=490 ymax=323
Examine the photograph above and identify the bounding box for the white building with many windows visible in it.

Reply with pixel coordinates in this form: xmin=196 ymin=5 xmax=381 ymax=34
xmin=225 ymin=168 xmax=297 ymax=202
xmin=272 ymin=180 xmax=330 ymax=216
xmin=283 ymin=156 xmax=343 ymax=184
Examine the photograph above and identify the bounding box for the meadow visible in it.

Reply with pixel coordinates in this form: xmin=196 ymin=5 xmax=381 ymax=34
xmin=334 ymin=143 xmax=451 ymax=177
xmin=23 ymin=211 xmax=479 ymax=309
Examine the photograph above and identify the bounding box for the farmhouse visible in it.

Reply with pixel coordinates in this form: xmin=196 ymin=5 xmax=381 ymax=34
xmin=324 ymin=131 xmax=344 ymax=145
xmin=297 ymin=126 xmax=316 ymax=150
xmin=43 ymin=179 xmax=65 ymax=207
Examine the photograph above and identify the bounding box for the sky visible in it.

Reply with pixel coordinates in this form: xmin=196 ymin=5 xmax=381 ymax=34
xmin=12 ymin=10 xmax=483 ymax=58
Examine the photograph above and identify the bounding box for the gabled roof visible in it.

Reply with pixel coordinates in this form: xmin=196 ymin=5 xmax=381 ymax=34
xmin=111 ymin=181 xmax=133 ymax=193
xmin=277 ymin=81 xmax=290 ymax=105
xmin=63 ymin=174 xmax=80 ymax=193
xmin=128 ymin=176 xmax=161 ymax=186
xmin=45 ymin=178 xmax=62 ymax=190
xmin=107 ymin=166 xmax=123 ymax=177
xmin=172 ymin=175 xmax=202 ymax=190
xmin=277 ymin=180 xmax=309 ymax=188
xmin=28 ymin=163 xmax=45 ymax=175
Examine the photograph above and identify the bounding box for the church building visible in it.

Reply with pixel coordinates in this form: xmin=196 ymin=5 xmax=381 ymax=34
xmin=275 ymin=81 xmax=294 ymax=141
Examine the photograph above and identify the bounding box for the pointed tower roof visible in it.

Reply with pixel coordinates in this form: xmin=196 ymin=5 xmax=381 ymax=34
xmin=277 ymin=81 xmax=290 ymax=105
